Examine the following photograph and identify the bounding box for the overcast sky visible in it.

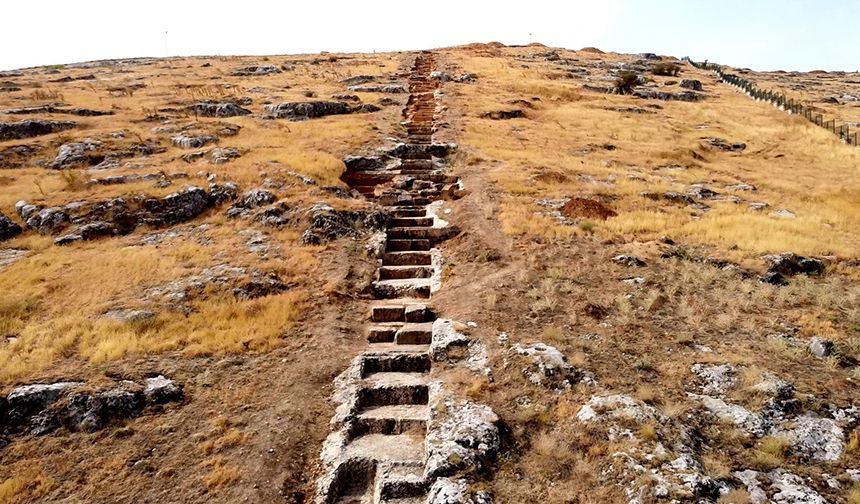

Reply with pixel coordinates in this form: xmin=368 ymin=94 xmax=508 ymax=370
xmin=2 ymin=0 xmax=857 ymax=72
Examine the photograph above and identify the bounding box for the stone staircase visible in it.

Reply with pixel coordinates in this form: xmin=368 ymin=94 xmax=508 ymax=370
xmin=316 ymin=52 xmax=463 ymax=504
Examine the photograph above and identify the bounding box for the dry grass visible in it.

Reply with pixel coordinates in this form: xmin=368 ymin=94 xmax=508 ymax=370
xmin=201 ymin=457 xmax=242 ymax=490
xmin=0 ymin=465 xmax=53 ymax=504
xmin=448 ymin=46 xmax=860 ymax=257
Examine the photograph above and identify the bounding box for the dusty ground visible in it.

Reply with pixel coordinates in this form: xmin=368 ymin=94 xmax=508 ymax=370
xmin=2 ymin=43 xmax=860 ymax=503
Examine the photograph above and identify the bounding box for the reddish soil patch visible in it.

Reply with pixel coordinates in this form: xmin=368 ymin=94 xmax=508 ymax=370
xmin=580 ymin=47 xmax=605 ymax=54
xmin=560 ymin=197 xmax=617 ymax=220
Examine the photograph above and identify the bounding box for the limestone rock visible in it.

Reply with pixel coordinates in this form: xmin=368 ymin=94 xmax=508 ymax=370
xmin=691 ymin=363 xmax=738 ymax=396
xmin=49 ymin=139 xmax=102 ymax=169
xmin=143 ymin=376 xmax=183 ymax=404
xmin=577 ymin=394 xmax=662 ymax=424
xmin=763 ymin=252 xmax=825 ymax=277
xmin=347 ymin=84 xmax=407 ymax=93
xmin=808 ymin=337 xmax=834 ymax=358
xmin=428 ymin=478 xmax=493 ymax=504
xmin=767 ymin=469 xmax=829 ymax=504
xmin=0 ymin=120 xmax=76 ymax=141
xmin=231 ymin=65 xmax=281 ymax=76
xmin=5 ymin=382 xmax=82 ymax=427
xmin=101 ymin=309 xmax=156 ymax=323
xmin=188 ymin=102 xmax=251 ymax=118
xmin=300 ymin=203 xmax=388 ymax=245
xmin=142 ymin=186 xmax=210 ymax=226
xmin=339 ymin=75 xmax=376 ymax=85
xmin=430 ymin=319 xmax=470 ymax=361
xmin=264 ymin=101 xmax=351 ymax=120
xmin=207 ymin=182 xmax=239 ymax=206
xmin=210 ymin=147 xmax=241 ymax=164
xmin=691 ymin=394 xmax=766 ymax=436
xmin=613 ymin=254 xmax=647 ymax=267
xmin=0 ymin=212 xmax=22 ymax=241
xmin=680 ymin=79 xmax=703 ymax=91
xmin=701 ymin=137 xmax=746 ymax=152
xmin=510 ymin=343 xmax=587 ymax=389
xmin=425 ymin=387 xmax=500 ymax=479
xmin=774 ymin=415 xmax=844 ymax=462
xmin=61 ymin=388 xmax=145 ymax=432
xmin=232 ymin=274 xmax=289 ymax=300
xmin=171 ymin=134 xmax=218 ymax=149
xmin=15 ymin=203 xmax=69 ymax=234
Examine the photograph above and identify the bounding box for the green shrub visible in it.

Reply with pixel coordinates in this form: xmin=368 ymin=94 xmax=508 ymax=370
xmin=653 ymin=62 xmax=681 ymax=76
xmin=615 ymin=71 xmax=639 ymax=94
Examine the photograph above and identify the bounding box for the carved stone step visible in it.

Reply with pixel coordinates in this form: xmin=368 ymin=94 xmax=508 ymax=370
xmin=390 ymin=217 xmax=433 ymax=228
xmin=389 ymin=207 xmax=426 ymax=218
xmin=382 ymin=251 xmax=431 ymax=266
xmin=372 ymin=279 xmax=431 ymax=299
xmin=385 ymin=239 xmax=431 ymax=252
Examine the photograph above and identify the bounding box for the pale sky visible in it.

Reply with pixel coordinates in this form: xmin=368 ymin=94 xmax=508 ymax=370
xmin=2 ymin=0 xmax=857 ymax=72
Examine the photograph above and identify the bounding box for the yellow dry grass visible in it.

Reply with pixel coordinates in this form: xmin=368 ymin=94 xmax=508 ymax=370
xmin=445 ymin=46 xmax=860 ymax=257
xmin=0 ymin=52 xmax=398 ymax=383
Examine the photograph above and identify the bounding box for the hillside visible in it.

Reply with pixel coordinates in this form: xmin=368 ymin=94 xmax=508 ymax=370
xmin=1 ymin=43 xmax=859 ymax=504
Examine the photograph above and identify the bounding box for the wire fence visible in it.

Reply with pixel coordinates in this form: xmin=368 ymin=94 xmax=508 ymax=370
xmin=682 ymin=57 xmax=859 ymax=147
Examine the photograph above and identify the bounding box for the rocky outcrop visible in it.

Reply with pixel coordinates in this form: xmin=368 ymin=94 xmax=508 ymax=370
xmin=49 ymin=139 xmax=102 ymax=168
xmin=15 ymin=184 xmax=236 ymax=242
xmin=577 ymin=394 xmax=663 ymax=424
xmin=0 ymin=212 xmax=22 ymax=241
xmin=171 ymin=134 xmax=218 ymax=149
xmin=428 ymin=478 xmax=493 ymax=504
xmin=0 ymin=120 xmax=76 ymax=141
xmin=690 ymin=363 xmax=738 ymax=396
xmin=701 ymin=137 xmax=747 ymax=152
xmin=231 ymin=65 xmax=281 ymax=76
xmin=1 ymin=105 xmax=113 ymax=116
xmin=188 ymin=102 xmax=251 ymax=117
xmin=481 ymin=110 xmax=524 ymax=120
xmin=735 ymin=469 xmax=829 ymax=504
xmin=263 ymin=101 xmax=352 ymax=120
xmin=612 ymin=254 xmax=647 ymax=267
xmin=763 ymin=252 xmax=825 ymax=277
xmin=300 ymin=203 xmax=388 ymax=245
xmin=2 ymin=377 xmax=183 ymax=436
xmin=680 ymin=79 xmax=703 ymax=91
xmin=347 ymin=84 xmax=407 ymax=93
xmin=143 ymin=375 xmax=184 ymax=404
xmin=510 ymin=343 xmax=590 ymax=389
xmin=425 ymin=386 xmax=500 ymax=479
xmin=632 ymin=87 xmax=702 ymax=101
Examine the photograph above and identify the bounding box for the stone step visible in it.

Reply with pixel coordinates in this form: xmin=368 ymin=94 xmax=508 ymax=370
xmin=385 ymin=239 xmax=431 ymax=252
xmin=386 ymin=227 xmax=440 ymax=240
xmin=389 ymin=207 xmax=426 ymax=218
xmin=390 ymin=217 xmax=433 ymax=228
xmin=396 ymin=322 xmax=432 ymax=345
xmin=369 ymin=303 xmax=434 ymax=323
xmin=355 ymin=382 xmax=428 ymax=409
xmin=351 ymin=404 xmax=428 ymax=438
xmin=327 ymin=459 xmax=377 ymax=504
xmin=364 ymin=343 xmax=430 ymax=353
xmin=372 ymin=279 xmax=431 ymax=299
xmin=342 ymin=432 xmax=425 ymax=464
xmin=381 ymin=196 xmax=431 ymax=207
xmin=360 ymin=354 xmax=431 ymax=375
xmin=382 ymin=251 xmax=431 ymax=266
xmin=377 ymin=463 xmax=429 ymax=502
xmin=366 ymin=322 xmax=432 ymax=345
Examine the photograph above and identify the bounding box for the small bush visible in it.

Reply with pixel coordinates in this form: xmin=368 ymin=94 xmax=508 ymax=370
xmin=653 ymin=63 xmax=681 ymax=77
xmin=615 ymin=71 xmax=639 ymax=94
